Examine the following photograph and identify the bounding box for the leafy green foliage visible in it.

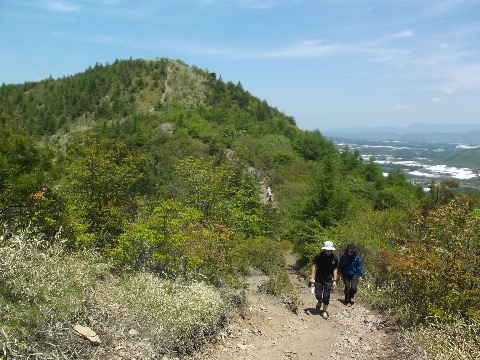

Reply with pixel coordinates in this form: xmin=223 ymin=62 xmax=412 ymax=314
xmin=228 ymin=171 xmax=267 ymax=237
xmin=173 ymin=156 xmax=269 ymax=238
xmin=300 ymin=153 xmax=352 ymax=227
xmin=173 ymin=156 xmax=236 ymax=222
xmin=232 ymin=237 xmax=299 ymax=308
xmin=375 ymin=185 xmax=417 ymax=210
xmin=60 ymin=133 xmax=143 ymax=249
xmin=233 ymin=236 xmax=289 ymax=275
xmin=292 ymin=129 xmax=335 ymax=161
xmin=0 ymin=120 xmax=58 ymax=232
xmin=379 ymin=198 xmax=480 ymax=324
xmin=111 ymin=197 xmax=254 ymax=287
xmin=1 ymin=57 xmax=476 ymax=358
xmin=109 ymin=199 xmax=202 ymax=273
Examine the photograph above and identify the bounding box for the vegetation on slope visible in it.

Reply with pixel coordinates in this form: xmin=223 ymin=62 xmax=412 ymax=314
xmin=438 ymin=147 xmax=480 ymax=169
xmin=1 ymin=58 xmax=479 ymax=359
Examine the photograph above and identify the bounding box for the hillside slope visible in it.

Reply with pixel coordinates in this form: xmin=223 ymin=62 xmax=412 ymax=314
xmin=4 ymin=58 xmax=470 ymax=360
xmin=0 ymin=58 xmax=296 ymax=141
xmin=439 ymin=147 xmax=480 ymax=169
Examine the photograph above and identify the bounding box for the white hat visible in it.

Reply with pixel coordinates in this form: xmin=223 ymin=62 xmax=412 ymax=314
xmin=321 ymin=241 xmax=335 ymax=251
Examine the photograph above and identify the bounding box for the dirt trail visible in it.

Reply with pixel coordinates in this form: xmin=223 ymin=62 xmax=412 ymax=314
xmin=188 ymin=252 xmax=396 ymax=360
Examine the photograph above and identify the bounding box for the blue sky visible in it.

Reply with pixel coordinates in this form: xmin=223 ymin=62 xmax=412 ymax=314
xmin=1 ymin=0 xmax=480 ymax=131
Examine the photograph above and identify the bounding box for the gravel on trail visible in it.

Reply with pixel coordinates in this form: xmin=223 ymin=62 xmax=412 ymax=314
xmin=185 ymin=254 xmax=397 ymax=360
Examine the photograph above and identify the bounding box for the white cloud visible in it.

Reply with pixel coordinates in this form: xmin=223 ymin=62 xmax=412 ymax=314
xmin=42 ymin=0 xmax=79 ymax=12
xmin=174 ymin=38 xmax=359 ymax=59
xmin=430 ymin=97 xmax=442 ymax=103
xmin=393 ymin=104 xmax=410 ymax=111
xmin=394 ymin=29 xmax=414 ymax=38
xmin=252 ymin=39 xmax=357 ymax=59
xmin=430 ymin=64 xmax=480 ymax=93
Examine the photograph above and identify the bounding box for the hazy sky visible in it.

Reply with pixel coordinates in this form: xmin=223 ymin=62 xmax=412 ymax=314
xmin=1 ymin=0 xmax=480 ymax=131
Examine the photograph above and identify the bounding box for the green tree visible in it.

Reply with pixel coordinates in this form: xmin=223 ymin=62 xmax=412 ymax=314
xmin=109 ymin=199 xmax=202 ymax=273
xmin=340 ymin=146 xmax=363 ymax=173
xmin=110 ymin=199 xmax=243 ymax=286
xmin=362 ymin=160 xmax=385 ymax=189
xmin=61 ymin=133 xmax=142 ymax=249
xmin=375 ymin=185 xmax=415 ymax=210
xmin=173 ymin=156 xmax=236 ymax=223
xmin=228 ymin=171 xmax=265 ymax=237
xmin=292 ymin=130 xmax=335 ymax=162
xmin=301 ymin=153 xmax=351 ymax=228
xmin=0 ymin=119 xmax=56 ymax=229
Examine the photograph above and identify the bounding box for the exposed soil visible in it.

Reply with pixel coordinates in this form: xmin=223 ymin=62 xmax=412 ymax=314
xmin=10 ymin=252 xmax=398 ymax=359
xmin=186 ymin=252 xmax=397 ymax=360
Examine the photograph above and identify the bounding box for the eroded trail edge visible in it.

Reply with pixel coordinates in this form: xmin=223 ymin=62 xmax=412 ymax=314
xmin=188 ymin=252 xmax=396 ymax=360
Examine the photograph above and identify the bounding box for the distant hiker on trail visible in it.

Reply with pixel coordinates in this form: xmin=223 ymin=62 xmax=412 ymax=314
xmin=266 ymin=186 xmax=272 ymax=202
xmin=338 ymin=244 xmax=364 ymax=307
xmin=310 ymin=241 xmax=338 ymax=319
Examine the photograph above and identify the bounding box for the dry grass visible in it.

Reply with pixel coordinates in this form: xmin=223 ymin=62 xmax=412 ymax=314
xmin=404 ymin=318 xmax=480 ymax=360
xmin=0 ymin=224 xmax=244 ymax=359
xmin=363 ymin=281 xmax=480 ymax=360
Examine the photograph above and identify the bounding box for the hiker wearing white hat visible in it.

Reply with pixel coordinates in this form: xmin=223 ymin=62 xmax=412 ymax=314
xmin=309 ymin=241 xmax=339 ymax=319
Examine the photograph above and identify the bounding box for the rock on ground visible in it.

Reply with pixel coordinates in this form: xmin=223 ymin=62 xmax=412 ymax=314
xmin=186 ymin=253 xmax=396 ymax=360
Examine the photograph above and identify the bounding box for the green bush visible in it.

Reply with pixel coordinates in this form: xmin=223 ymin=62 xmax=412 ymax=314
xmin=0 ymin=124 xmax=57 ymax=231
xmin=231 ymin=237 xmax=300 ymax=310
xmin=378 ymin=199 xmax=480 ymax=325
xmin=233 ymin=236 xmax=290 ymax=275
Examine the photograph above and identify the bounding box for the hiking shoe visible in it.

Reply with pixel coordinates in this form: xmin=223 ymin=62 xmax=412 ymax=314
xmin=346 ymin=302 xmax=352 ymax=307
xmin=321 ymin=310 xmax=329 ymax=319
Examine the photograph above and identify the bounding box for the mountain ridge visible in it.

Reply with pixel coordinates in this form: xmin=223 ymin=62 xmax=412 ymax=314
xmin=323 ymin=122 xmax=480 ymax=134
xmin=323 ymin=123 xmax=480 ymax=145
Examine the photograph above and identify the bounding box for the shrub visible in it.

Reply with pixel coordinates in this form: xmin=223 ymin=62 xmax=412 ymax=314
xmin=95 ymin=273 xmax=234 ymax=355
xmin=232 ymin=236 xmax=290 ymax=275
xmin=379 ymin=199 xmax=480 ymax=325
xmin=397 ymin=317 xmax=480 ymax=360
xmin=0 ymin=224 xmax=109 ymax=356
xmin=232 ymin=237 xmax=300 ymax=311
xmin=0 ymin=223 xmax=244 ymax=358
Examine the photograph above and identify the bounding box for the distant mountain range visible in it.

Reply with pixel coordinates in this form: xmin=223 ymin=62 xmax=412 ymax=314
xmin=323 ymin=123 xmax=480 ymax=145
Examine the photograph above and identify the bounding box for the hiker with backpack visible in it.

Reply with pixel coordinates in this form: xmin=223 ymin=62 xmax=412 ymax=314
xmin=338 ymin=244 xmax=364 ymax=307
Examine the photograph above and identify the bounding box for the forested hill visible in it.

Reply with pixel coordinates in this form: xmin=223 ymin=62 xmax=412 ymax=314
xmin=1 ymin=57 xmax=424 ymax=234
xmin=1 ymin=58 xmax=479 ymax=359
xmin=1 ymin=58 xmax=297 ymax=143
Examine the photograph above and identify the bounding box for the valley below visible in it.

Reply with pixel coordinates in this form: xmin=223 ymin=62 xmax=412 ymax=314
xmin=328 ymin=137 xmax=480 ymax=193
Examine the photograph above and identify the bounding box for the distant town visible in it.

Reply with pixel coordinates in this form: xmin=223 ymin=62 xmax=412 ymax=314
xmin=328 ymin=137 xmax=480 ymax=193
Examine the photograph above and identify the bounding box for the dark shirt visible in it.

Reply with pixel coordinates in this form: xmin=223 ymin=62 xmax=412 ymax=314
xmin=313 ymin=251 xmax=338 ymax=283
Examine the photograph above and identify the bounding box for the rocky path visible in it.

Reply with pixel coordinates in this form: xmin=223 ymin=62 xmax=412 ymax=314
xmin=188 ymin=253 xmax=396 ymax=360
